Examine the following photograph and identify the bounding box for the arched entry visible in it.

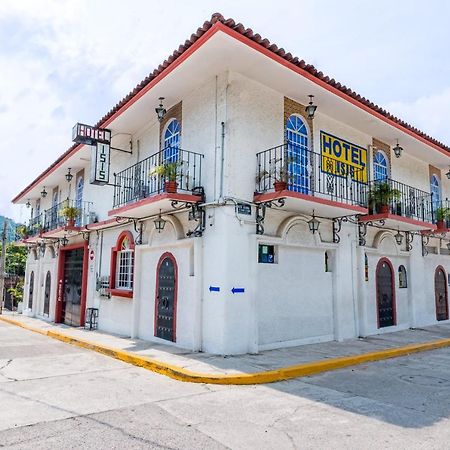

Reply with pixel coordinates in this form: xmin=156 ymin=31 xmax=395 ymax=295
xmin=376 ymin=258 xmax=396 ymax=328
xmin=434 ymin=266 xmax=448 ymax=321
xmin=154 ymin=253 xmax=177 ymax=342
xmin=28 ymin=271 xmax=34 ymax=309
xmin=43 ymin=271 xmax=51 ymax=316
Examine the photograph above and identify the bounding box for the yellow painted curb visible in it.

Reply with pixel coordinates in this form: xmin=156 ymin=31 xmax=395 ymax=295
xmin=2 ymin=315 xmax=450 ymax=385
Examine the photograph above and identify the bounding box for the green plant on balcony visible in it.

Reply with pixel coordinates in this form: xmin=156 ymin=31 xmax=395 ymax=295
xmin=435 ymin=206 xmax=450 ymax=230
xmin=60 ymin=205 xmax=80 ymax=227
xmin=16 ymin=225 xmax=29 ymax=240
xmin=368 ymin=182 xmax=401 ymax=214
xmin=256 ymin=156 xmax=294 ymax=192
xmin=150 ymin=161 xmax=182 ymax=193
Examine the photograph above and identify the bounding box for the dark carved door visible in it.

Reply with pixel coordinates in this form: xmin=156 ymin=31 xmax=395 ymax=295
xmin=377 ymin=260 xmax=395 ymax=328
xmin=61 ymin=249 xmax=83 ymax=326
xmin=435 ymin=268 xmax=448 ymax=321
xmin=43 ymin=271 xmax=51 ymax=315
xmin=156 ymin=256 xmax=176 ymax=341
xmin=28 ymin=271 xmax=34 ymax=309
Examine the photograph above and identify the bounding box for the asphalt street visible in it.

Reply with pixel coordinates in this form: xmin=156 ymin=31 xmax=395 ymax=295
xmin=1 ymin=320 xmax=450 ymax=449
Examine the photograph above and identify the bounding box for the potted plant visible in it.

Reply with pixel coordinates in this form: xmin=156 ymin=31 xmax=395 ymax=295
xmin=151 ymin=161 xmax=181 ymax=193
xmin=435 ymin=206 xmax=450 ymax=230
xmin=256 ymin=156 xmax=293 ymax=192
xmin=60 ymin=205 xmax=80 ymax=227
xmin=16 ymin=225 xmax=29 ymax=240
xmin=368 ymin=182 xmax=401 ymax=214
xmin=33 ymin=223 xmax=44 ymax=236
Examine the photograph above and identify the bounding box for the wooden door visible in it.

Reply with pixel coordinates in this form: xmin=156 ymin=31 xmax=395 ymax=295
xmin=376 ymin=259 xmax=395 ymax=328
xmin=435 ymin=267 xmax=448 ymax=321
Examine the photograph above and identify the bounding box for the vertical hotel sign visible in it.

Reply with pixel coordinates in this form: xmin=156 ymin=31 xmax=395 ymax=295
xmin=320 ymin=131 xmax=367 ymax=183
xmin=72 ymin=123 xmax=111 ymax=185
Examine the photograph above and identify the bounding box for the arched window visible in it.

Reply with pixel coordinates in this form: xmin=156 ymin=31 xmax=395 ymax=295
xmin=75 ymin=177 xmax=84 ymax=226
xmin=364 ymin=253 xmax=369 ymax=281
xmin=286 ymin=114 xmax=309 ymax=193
xmin=398 ymin=265 xmax=407 ymax=288
xmin=109 ymin=231 xmax=135 ymax=298
xmin=28 ymin=271 xmax=34 ymax=309
xmin=431 ymin=175 xmax=441 ymax=209
xmin=373 ymin=151 xmax=389 ymax=181
xmin=43 ymin=271 xmax=51 ymax=315
xmin=163 ymin=119 xmax=180 ymax=163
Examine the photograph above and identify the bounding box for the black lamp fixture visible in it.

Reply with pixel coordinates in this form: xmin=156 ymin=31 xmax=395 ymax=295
xmin=305 ymin=95 xmax=317 ymax=119
xmin=308 ymin=211 xmax=320 ymax=234
xmin=65 ymin=168 xmax=73 ymax=182
xmin=26 ymin=199 xmax=31 ymax=208
xmin=447 ymin=242 xmax=450 ymax=251
xmin=394 ymin=228 xmax=404 ymax=245
xmin=155 ymin=97 xmax=166 ymax=122
xmin=445 ymin=168 xmax=450 ymax=180
xmin=40 ymin=186 xmax=48 ymax=198
xmin=60 ymin=236 xmax=69 ymax=247
xmin=393 ymin=139 xmax=403 ymax=158
xmin=38 ymin=242 xmax=46 ymax=257
xmin=154 ymin=210 xmax=166 ymax=233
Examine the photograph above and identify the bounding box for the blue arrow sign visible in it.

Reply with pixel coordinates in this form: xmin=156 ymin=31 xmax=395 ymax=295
xmin=231 ymin=287 xmax=245 ymax=294
xmin=209 ymin=286 xmax=220 ymax=292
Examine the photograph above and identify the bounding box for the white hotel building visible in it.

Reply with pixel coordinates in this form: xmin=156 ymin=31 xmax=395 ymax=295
xmin=14 ymin=14 xmax=450 ymax=355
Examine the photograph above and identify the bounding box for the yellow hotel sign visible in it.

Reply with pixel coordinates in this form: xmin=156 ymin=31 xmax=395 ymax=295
xmin=320 ymin=131 xmax=367 ymax=183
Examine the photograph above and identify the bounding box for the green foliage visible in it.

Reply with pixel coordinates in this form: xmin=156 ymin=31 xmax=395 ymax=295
xmin=435 ymin=207 xmax=450 ymax=221
xmin=368 ymin=182 xmax=401 ymax=206
xmin=7 ymin=280 xmax=24 ymax=305
xmin=0 ymin=244 xmax=27 ymax=276
xmin=59 ymin=205 xmax=80 ymax=220
xmin=150 ymin=161 xmax=181 ymax=181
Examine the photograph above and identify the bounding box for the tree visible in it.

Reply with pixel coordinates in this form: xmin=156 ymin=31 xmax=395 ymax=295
xmin=7 ymin=281 xmax=23 ymax=307
xmin=0 ymin=244 xmax=27 ymax=276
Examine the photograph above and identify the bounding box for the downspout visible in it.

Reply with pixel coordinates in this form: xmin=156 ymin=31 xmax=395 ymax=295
xmin=219 ymin=121 xmax=225 ymax=200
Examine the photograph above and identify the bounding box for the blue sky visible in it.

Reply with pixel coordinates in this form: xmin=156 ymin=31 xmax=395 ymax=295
xmin=1 ymin=0 xmax=450 ymax=222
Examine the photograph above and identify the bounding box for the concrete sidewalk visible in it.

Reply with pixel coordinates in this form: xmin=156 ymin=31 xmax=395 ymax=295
xmin=2 ymin=311 xmax=450 ymax=384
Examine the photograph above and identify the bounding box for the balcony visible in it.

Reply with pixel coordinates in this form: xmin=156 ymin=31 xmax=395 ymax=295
xmin=110 ymin=147 xmax=204 ymax=218
xmin=42 ymin=199 xmax=95 ymax=238
xmin=254 ymin=143 xmax=368 ymax=218
xmin=360 ymin=179 xmax=435 ymax=231
xmin=23 ymin=214 xmax=44 ymax=242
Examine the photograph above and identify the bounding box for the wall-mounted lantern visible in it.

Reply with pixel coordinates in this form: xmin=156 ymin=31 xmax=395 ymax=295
xmin=308 ymin=211 xmax=320 ymax=234
xmin=60 ymin=236 xmax=69 ymax=247
xmin=155 ymin=97 xmax=166 ymax=122
xmin=394 ymin=229 xmax=404 ymax=245
xmin=154 ymin=210 xmax=166 ymax=233
xmin=65 ymin=168 xmax=73 ymax=182
xmin=445 ymin=168 xmax=450 ymax=180
xmin=305 ymin=95 xmax=317 ymax=119
xmin=393 ymin=139 xmax=403 ymax=158
xmin=26 ymin=199 xmax=31 ymax=208
xmin=40 ymin=187 xmax=48 ymax=198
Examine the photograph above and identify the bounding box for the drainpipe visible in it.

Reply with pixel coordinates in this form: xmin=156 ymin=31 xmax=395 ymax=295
xmin=219 ymin=121 xmax=225 ymax=200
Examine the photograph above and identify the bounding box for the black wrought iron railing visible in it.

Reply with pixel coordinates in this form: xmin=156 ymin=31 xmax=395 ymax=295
xmin=43 ymin=199 xmax=94 ymax=231
xmin=255 ymin=143 xmax=367 ymax=207
xmin=28 ymin=214 xmax=44 ymax=237
xmin=113 ymin=147 xmax=204 ymax=208
xmin=431 ymin=199 xmax=450 ymax=228
xmin=368 ymin=178 xmax=434 ymax=223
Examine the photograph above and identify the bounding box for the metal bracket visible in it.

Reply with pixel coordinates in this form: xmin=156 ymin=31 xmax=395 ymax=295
xmin=422 ymin=234 xmax=430 ymax=257
xmin=81 ymin=231 xmax=90 ymax=241
xmin=405 ymin=231 xmax=413 ymax=251
xmin=186 ymin=187 xmax=206 ymax=237
xmin=133 ymin=220 xmax=144 ymax=245
xmin=255 ymin=198 xmax=285 ymax=235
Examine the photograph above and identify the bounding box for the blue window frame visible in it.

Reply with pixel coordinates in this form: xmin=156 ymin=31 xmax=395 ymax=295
xmin=163 ymin=119 xmax=180 ymax=163
xmin=75 ymin=177 xmax=84 ymax=226
xmin=431 ymin=175 xmax=441 ymax=209
xmin=373 ymin=151 xmax=389 ymax=181
xmin=286 ymin=115 xmax=309 ymax=193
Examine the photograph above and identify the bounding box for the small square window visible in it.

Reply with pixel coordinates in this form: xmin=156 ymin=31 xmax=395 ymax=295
xmin=258 ymin=244 xmax=275 ymax=264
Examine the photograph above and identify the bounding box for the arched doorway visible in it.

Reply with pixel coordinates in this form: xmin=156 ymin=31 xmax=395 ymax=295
xmin=434 ymin=266 xmax=448 ymax=321
xmin=28 ymin=271 xmax=34 ymax=309
xmin=286 ymin=114 xmax=309 ymax=194
xmin=43 ymin=271 xmax=51 ymax=316
xmin=154 ymin=253 xmax=177 ymax=342
xmin=376 ymin=258 xmax=396 ymax=328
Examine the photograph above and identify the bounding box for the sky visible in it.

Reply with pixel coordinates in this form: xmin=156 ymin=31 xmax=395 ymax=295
xmin=1 ymin=0 xmax=450 ymax=222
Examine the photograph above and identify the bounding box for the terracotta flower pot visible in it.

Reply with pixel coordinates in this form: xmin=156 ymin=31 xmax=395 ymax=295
xmin=67 ymin=218 xmax=76 ymax=228
xmin=437 ymin=220 xmax=446 ymax=231
xmin=274 ymin=181 xmax=287 ymax=192
xmin=378 ymin=204 xmax=390 ymax=214
xmin=164 ymin=181 xmax=178 ymax=194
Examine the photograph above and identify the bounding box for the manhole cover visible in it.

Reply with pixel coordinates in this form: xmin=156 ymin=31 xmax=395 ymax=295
xmin=399 ymin=374 xmax=450 ymax=387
